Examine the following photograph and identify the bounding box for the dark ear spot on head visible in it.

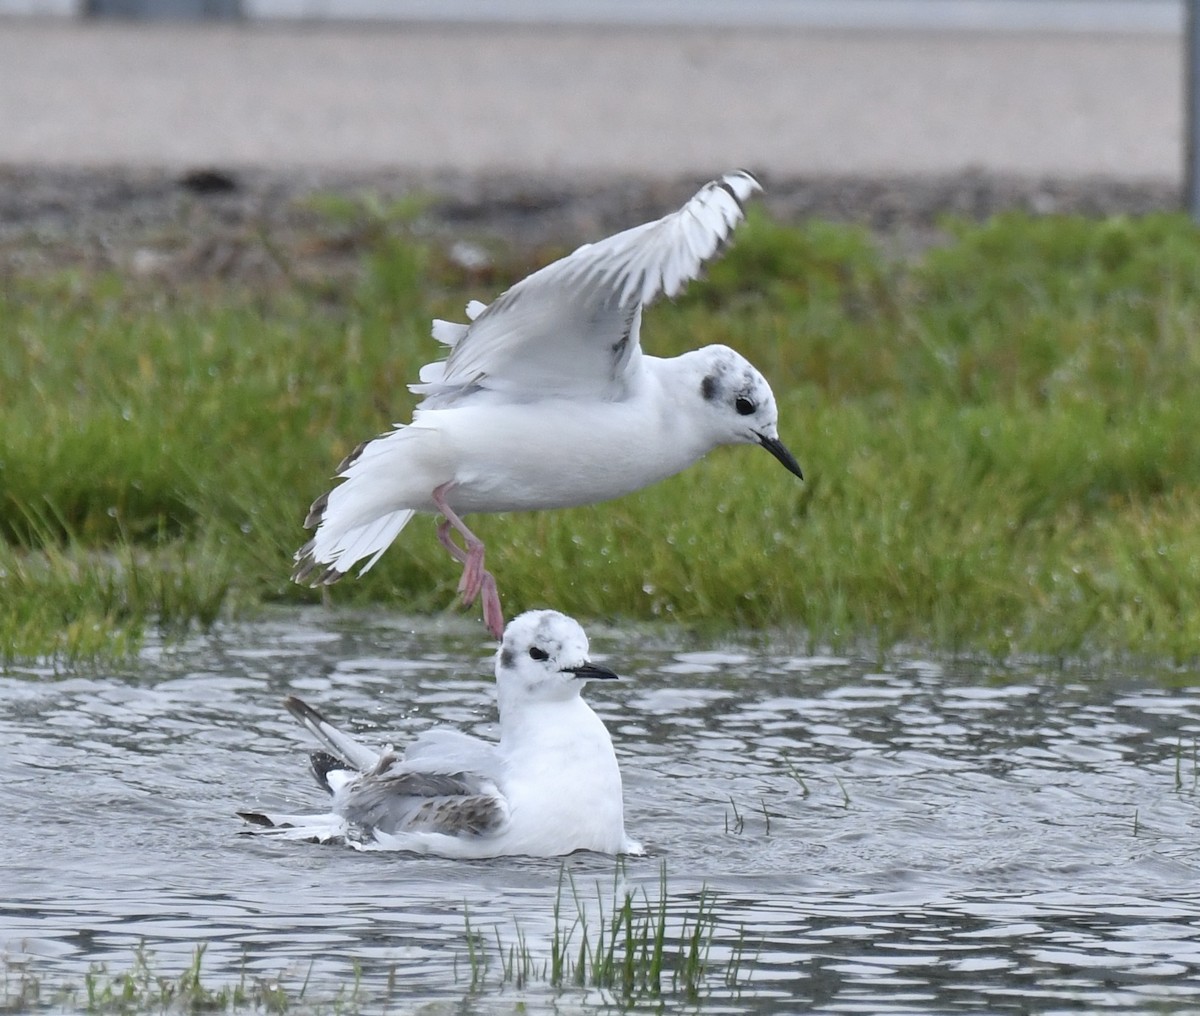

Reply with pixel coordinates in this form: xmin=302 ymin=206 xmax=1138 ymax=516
xmin=500 ymin=646 xmax=515 ymax=669
xmin=701 ymin=374 xmax=718 ymax=402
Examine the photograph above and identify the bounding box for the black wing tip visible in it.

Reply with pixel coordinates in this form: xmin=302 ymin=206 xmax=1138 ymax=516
xmin=294 ymin=436 xmax=381 ymax=569
xmin=309 ymin=749 xmax=352 ymax=793
xmin=237 ymin=810 xmax=277 ymax=828
xmin=283 ymin=694 xmax=323 ymax=725
xmin=714 ymin=169 xmax=763 ymax=209
xmin=302 ymin=492 xmax=329 ymax=529
xmin=727 ymin=168 xmax=762 ymax=190
xmin=336 ymin=438 xmax=370 ymax=473
xmin=336 ymin=430 xmax=393 ymax=473
xmin=291 ymin=548 xmax=346 ymax=588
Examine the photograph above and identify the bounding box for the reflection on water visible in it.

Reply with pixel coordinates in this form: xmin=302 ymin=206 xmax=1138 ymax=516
xmin=3 ymin=609 xmax=1200 ymax=1012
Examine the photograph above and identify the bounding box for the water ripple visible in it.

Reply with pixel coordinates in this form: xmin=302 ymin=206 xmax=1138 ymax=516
xmin=3 ymin=610 xmax=1200 ymax=1012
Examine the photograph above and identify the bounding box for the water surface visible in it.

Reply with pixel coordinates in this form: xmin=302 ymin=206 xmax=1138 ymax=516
xmin=4 ymin=610 xmax=1200 ymax=1012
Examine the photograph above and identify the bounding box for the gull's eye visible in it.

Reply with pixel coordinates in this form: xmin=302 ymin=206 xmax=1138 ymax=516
xmin=735 ymin=396 xmax=756 ymax=416
xmin=529 ymin=646 xmax=549 ymax=662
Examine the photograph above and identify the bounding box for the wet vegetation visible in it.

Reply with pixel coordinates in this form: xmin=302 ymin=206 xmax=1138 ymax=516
xmin=459 ymin=862 xmax=745 ymax=1000
xmin=4 ymin=201 xmax=1200 ymax=662
xmin=2 ymin=863 xmax=746 ymax=1013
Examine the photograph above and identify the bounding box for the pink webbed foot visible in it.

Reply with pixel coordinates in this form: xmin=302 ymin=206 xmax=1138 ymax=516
xmin=480 ymin=573 xmax=504 ymax=640
xmin=456 ymin=539 xmax=488 ymax=606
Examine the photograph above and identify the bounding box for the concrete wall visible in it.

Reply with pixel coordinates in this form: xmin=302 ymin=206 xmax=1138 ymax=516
xmin=0 ymin=0 xmax=1184 ymax=31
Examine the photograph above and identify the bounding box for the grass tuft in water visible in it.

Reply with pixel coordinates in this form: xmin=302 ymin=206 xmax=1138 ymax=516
xmin=3 ymin=942 xmax=382 ymax=1015
xmin=724 ymin=796 xmax=745 ymax=835
xmin=1172 ymin=736 xmax=1199 ymax=795
xmin=781 ymin=754 xmax=812 ymax=797
xmin=2 ymin=944 xmax=277 ymax=1015
xmin=462 ymin=903 xmax=489 ymax=991
xmin=459 ymin=860 xmax=747 ymax=1003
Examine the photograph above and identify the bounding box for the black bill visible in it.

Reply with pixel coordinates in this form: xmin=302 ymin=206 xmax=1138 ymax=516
xmin=757 ymin=432 xmax=804 ymax=480
xmin=565 ymin=662 xmax=620 ymax=681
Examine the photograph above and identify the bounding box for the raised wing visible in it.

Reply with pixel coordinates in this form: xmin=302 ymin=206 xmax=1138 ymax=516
xmin=411 ymin=170 xmax=761 ymax=405
xmin=284 ymin=695 xmax=379 ymax=771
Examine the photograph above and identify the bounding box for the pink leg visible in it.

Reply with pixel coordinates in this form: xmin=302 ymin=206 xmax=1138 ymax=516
xmin=432 ymin=483 xmax=505 ymax=640
xmin=436 ymin=519 xmax=468 ymax=566
xmin=433 ymin=494 xmax=484 ymax=603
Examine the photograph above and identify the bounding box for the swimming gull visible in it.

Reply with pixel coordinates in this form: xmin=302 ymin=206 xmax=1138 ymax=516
xmin=292 ymin=170 xmax=802 ymax=638
xmin=239 ymin=609 xmax=642 ymax=858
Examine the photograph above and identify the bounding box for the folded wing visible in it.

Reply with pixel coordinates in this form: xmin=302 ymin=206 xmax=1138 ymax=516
xmin=276 ymin=695 xmax=510 ymax=839
xmin=339 ymin=765 xmax=509 ymax=837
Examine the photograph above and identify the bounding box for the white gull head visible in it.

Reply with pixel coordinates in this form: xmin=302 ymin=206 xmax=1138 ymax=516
xmin=495 ymin=608 xmax=617 ymax=708
xmin=681 ymin=343 xmax=802 ymax=478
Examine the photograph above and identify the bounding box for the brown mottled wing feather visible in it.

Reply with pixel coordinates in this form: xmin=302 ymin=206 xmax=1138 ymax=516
xmin=341 ymin=769 xmax=508 ymax=838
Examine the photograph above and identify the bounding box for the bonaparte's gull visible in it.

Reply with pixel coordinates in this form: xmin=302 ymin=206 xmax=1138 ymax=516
xmin=293 ymin=171 xmax=802 ymax=638
xmin=239 ymin=609 xmax=642 ymax=858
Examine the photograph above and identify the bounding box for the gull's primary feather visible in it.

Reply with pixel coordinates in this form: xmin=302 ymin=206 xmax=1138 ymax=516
xmin=283 ymin=695 xmax=380 ymax=772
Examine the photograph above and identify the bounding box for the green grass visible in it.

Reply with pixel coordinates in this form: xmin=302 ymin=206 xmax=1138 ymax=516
xmin=5 ymin=203 xmax=1200 ymax=662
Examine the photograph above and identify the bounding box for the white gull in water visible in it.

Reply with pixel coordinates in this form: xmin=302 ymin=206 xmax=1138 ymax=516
xmin=292 ymin=171 xmax=802 ymax=638
xmin=239 ymin=610 xmax=642 ymax=857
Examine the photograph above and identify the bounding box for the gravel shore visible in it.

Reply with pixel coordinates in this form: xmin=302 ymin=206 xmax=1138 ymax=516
xmin=0 ymin=166 xmax=1182 ymax=285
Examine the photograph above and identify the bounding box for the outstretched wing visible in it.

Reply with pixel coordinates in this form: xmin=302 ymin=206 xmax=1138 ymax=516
xmin=412 ymin=170 xmax=761 ymax=406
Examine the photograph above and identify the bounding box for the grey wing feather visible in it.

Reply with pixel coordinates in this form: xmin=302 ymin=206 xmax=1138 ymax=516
xmin=340 ymin=766 xmax=509 ymax=837
xmin=404 ymin=726 xmax=502 ymax=773
xmin=281 ymin=699 xmax=510 ymax=839
xmin=410 ymin=170 xmax=760 ymax=405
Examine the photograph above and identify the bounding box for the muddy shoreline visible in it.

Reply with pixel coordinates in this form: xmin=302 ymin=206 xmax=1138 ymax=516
xmin=0 ymin=165 xmax=1182 ymax=284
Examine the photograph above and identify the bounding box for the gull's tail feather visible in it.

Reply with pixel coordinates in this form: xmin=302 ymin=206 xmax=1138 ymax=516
xmin=292 ymin=426 xmax=430 ymax=586
xmin=284 ymin=695 xmax=380 ymax=772
xmin=291 ymin=508 xmax=415 ymax=586
xmin=237 ymin=810 xmax=348 ymax=842
xmin=430 ymin=300 xmax=487 ymax=349
xmin=431 ymin=319 xmax=469 ymax=348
